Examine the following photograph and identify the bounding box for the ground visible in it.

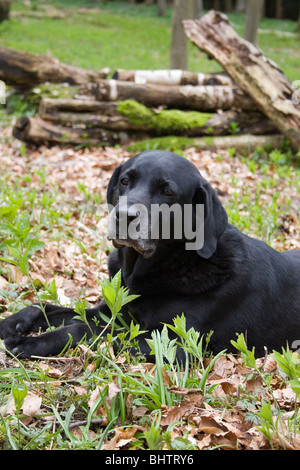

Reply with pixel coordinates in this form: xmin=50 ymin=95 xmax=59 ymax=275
xmin=0 ymin=122 xmax=299 ymax=450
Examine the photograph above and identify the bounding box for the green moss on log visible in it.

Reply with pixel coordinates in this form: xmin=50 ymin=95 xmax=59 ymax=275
xmin=117 ymin=99 xmax=213 ymax=133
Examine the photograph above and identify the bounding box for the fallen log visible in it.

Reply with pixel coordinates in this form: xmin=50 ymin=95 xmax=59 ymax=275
xmin=87 ymin=79 xmax=256 ymax=111
xmin=128 ymin=134 xmax=285 ymax=154
xmin=186 ymin=110 xmax=276 ymax=136
xmin=39 ymin=98 xmax=149 ymax=132
xmin=113 ymin=69 xmax=233 ymax=87
xmin=12 ymin=116 xmax=148 ymax=145
xmin=191 ymin=134 xmax=285 ymax=151
xmin=183 ymin=11 xmax=300 ymax=150
xmin=39 ymin=98 xmax=118 ymax=117
xmin=38 ymin=97 xmax=274 ymax=135
xmin=0 ymin=46 xmax=110 ymax=87
xmin=13 ymin=116 xmax=283 ymax=151
xmin=39 ymin=109 xmax=150 ymax=132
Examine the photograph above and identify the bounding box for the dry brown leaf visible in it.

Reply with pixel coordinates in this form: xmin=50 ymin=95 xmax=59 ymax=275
xmin=160 ymin=393 xmax=204 ymax=426
xmin=0 ymin=397 xmax=16 ymax=416
xmin=263 ymin=356 xmax=278 ymax=373
xmin=106 ymin=382 xmax=121 ymax=406
xmin=102 ymin=426 xmax=141 ymax=450
xmin=21 ymin=391 xmax=42 ymax=417
xmin=73 ymin=385 xmax=87 ymax=396
xmin=39 ymin=362 xmax=64 ymax=378
xmin=245 ymin=375 xmax=264 ymax=393
xmin=0 ymin=276 xmax=8 ymax=289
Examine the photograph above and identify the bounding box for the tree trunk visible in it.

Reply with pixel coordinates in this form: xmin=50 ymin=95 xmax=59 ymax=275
xmin=245 ymin=0 xmax=264 ymax=45
xmin=0 ymin=46 xmax=109 ymax=87
xmin=235 ymin=0 xmax=246 ymax=13
xmin=88 ymin=79 xmax=256 ymax=111
xmin=193 ymin=0 xmax=203 ymax=18
xmin=157 ymin=0 xmax=166 ymax=16
xmin=183 ymin=11 xmax=300 ymax=150
xmin=12 ymin=116 xmax=147 ymax=146
xmin=275 ymin=0 xmax=282 ymax=19
xmin=113 ymin=69 xmax=233 ymax=86
xmin=170 ymin=0 xmax=188 ymax=70
xmin=225 ymin=0 xmax=233 ymax=12
xmin=0 ymin=0 xmax=10 ymax=22
xmin=213 ymin=0 xmax=220 ymax=10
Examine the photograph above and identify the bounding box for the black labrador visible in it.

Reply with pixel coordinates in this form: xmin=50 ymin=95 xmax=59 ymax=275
xmin=1 ymin=150 xmax=300 ymax=360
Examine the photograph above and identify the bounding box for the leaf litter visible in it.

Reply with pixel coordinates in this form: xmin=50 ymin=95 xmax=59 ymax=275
xmin=0 ymin=128 xmax=299 ymax=450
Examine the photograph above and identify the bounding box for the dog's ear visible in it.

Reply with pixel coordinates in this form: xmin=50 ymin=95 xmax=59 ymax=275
xmin=107 ymin=163 xmax=123 ymax=206
xmin=193 ymin=179 xmax=228 ymax=259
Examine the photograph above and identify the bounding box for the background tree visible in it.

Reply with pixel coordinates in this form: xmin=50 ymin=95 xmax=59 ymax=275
xmin=275 ymin=0 xmax=283 ymax=19
xmin=193 ymin=0 xmax=203 ymax=18
xmin=157 ymin=0 xmax=167 ymax=16
xmin=170 ymin=0 xmax=193 ymax=69
xmin=235 ymin=0 xmax=246 ymax=13
xmin=0 ymin=0 xmax=10 ymax=22
xmin=245 ymin=0 xmax=264 ymax=44
xmin=225 ymin=0 xmax=233 ymax=12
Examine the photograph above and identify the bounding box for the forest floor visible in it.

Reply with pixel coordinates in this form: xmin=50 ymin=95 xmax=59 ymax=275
xmin=0 ymin=122 xmax=299 ymax=450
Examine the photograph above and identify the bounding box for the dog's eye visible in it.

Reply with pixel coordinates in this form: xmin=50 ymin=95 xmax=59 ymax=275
xmin=120 ymin=178 xmax=129 ymax=186
xmin=163 ymin=188 xmax=173 ymax=196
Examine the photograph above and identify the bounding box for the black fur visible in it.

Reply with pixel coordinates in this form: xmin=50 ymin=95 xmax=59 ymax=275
xmin=1 ymin=150 xmax=299 ymax=360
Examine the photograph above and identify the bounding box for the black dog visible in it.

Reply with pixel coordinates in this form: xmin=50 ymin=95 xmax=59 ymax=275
xmin=0 ymin=150 xmax=299 ymax=360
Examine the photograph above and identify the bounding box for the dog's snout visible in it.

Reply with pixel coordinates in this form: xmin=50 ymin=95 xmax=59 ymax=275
xmin=116 ymin=206 xmax=140 ymax=225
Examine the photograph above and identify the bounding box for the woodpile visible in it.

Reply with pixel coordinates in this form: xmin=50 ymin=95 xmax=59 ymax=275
xmin=5 ymin=11 xmax=300 ymax=151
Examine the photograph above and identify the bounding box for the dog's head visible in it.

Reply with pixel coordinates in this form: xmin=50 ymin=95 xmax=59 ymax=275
xmin=107 ymin=150 xmax=228 ymax=259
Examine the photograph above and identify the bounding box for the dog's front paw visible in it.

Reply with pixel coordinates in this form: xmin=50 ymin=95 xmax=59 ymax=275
xmin=3 ymin=335 xmax=36 ymax=359
xmin=0 ymin=306 xmax=42 ymax=339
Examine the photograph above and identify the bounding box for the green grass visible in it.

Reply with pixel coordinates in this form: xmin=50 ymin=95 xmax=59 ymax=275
xmin=0 ymin=1 xmax=299 ymax=80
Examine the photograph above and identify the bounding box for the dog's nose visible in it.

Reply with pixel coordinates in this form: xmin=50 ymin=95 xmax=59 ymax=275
xmin=116 ymin=206 xmax=140 ymax=225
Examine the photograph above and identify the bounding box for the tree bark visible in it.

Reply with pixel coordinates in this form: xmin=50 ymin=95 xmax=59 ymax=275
xmin=157 ymin=0 xmax=166 ymax=16
xmin=39 ymin=99 xmax=149 ymax=132
xmin=186 ymin=110 xmax=276 ymax=136
xmin=113 ymin=69 xmax=233 ymax=86
xmin=39 ymin=98 xmax=118 ymax=117
xmin=13 ymin=116 xmax=281 ymax=150
xmin=190 ymin=134 xmax=284 ymax=151
xmin=275 ymin=0 xmax=283 ymax=19
xmin=0 ymin=46 xmax=109 ymax=87
xmin=193 ymin=0 xmax=203 ymax=18
xmin=12 ymin=116 xmax=147 ymax=146
xmin=225 ymin=0 xmax=233 ymax=12
xmin=170 ymin=0 xmax=188 ymax=70
xmin=38 ymin=97 xmax=273 ymax=135
xmin=0 ymin=0 xmax=10 ymax=22
xmin=88 ymin=79 xmax=256 ymax=111
xmin=183 ymin=11 xmax=300 ymax=150
xmin=245 ymin=0 xmax=264 ymax=45
xmin=213 ymin=0 xmax=220 ymax=10
xmin=235 ymin=0 xmax=246 ymax=13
